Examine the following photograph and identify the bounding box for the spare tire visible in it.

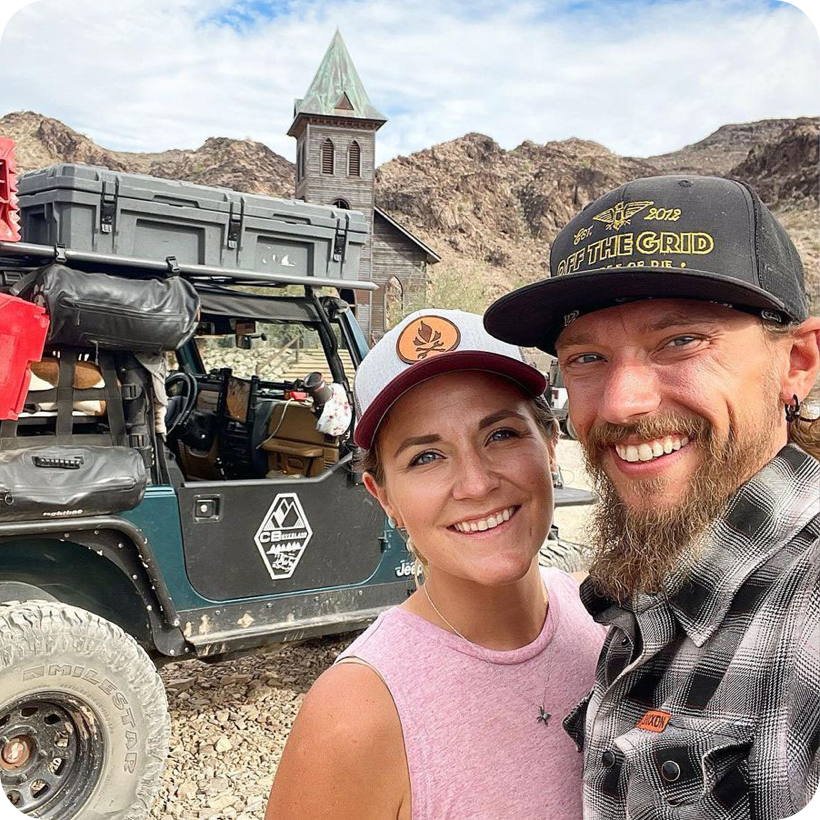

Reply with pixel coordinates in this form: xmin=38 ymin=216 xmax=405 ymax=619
xmin=0 ymin=601 xmax=169 ymax=819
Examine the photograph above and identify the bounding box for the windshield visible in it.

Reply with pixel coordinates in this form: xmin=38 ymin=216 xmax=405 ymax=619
xmin=194 ymin=321 xmax=355 ymax=383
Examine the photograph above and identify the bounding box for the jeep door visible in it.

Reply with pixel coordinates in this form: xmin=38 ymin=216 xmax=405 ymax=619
xmin=171 ymin=292 xmax=386 ymax=602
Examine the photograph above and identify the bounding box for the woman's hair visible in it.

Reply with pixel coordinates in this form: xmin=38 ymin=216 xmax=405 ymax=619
xmin=356 ymin=391 xmax=558 ymax=584
xmin=763 ymin=321 xmax=820 ymax=461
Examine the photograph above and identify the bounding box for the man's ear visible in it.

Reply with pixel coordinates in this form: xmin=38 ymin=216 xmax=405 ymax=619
xmin=781 ymin=317 xmax=820 ymax=404
xmin=362 ymin=473 xmax=401 ymax=528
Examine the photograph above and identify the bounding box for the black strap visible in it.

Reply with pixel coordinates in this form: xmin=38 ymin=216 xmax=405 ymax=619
xmin=9 ymin=267 xmax=42 ymax=297
xmin=98 ymin=353 xmax=126 ymax=445
xmin=54 ymin=352 xmax=77 ymax=440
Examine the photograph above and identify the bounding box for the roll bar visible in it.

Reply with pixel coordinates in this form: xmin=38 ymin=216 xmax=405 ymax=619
xmin=0 ymin=240 xmax=379 ymax=292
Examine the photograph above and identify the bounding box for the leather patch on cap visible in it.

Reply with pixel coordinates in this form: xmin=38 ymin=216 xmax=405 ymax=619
xmin=396 ymin=316 xmax=461 ymax=363
xmin=636 ymin=710 xmax=671 ymax=733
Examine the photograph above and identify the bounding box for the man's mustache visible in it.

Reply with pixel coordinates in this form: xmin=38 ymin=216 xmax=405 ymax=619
xmin=584 ymin=412 xmax=712 ymax=452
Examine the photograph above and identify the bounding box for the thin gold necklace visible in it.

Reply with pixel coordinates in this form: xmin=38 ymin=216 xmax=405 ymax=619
xmin=422 ymin=581 xmax=552 ymax=728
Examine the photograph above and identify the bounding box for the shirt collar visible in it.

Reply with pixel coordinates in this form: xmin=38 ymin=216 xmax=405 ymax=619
xmin=580 ymin=445 xmax=820 ymax=647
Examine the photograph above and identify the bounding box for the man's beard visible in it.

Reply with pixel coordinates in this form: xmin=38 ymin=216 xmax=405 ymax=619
xmin=581 ymin=389 xmax=781 ymax=603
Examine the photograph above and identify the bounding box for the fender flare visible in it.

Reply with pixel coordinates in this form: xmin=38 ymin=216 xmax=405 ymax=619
xmin=0 ymin=516 xmax=186 ymax=658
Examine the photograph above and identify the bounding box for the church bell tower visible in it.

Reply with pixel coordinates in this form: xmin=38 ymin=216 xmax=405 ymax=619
xmin=288 ymin=30 xmax=387 ymax=337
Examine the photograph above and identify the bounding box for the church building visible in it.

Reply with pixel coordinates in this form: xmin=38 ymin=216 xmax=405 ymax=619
xmin=288 ymin=31 xmax=439 ymax=340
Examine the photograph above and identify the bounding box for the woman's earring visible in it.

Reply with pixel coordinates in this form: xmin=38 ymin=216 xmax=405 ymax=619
xmin=785 ymin=394 xmax=801 ymax=423
xmin=387 ymin=517 xmax=396 ymax=528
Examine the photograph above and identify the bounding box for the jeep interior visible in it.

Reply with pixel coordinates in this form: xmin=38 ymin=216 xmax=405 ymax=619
xmin=166 ymin=287 xmax=358 ymax=484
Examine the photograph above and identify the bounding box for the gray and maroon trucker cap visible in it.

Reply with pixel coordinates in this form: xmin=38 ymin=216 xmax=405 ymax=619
xmin=484 ymin=175 xmax=809 ymax=354
xmin=353 ymin=309 xmax=546 ymax=449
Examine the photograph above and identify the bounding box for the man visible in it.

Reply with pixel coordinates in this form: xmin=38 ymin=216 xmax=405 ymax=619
xmin=484 ymin=175 xmax=820 ymax=819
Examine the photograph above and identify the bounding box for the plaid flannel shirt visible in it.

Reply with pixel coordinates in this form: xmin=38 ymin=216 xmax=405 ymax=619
xmin=564 ymin=445 xmax=820 ymax=820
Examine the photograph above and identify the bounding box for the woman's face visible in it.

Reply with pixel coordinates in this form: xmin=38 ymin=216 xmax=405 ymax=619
xmin=364 ymin=371 xmax=555 ymax=587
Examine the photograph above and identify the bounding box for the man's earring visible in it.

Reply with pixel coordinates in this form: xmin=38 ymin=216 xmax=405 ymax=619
xmin=387 ymin=516 xmax=396 ymax=528
xmin=785 ymin=394 xmax=801 ymax=423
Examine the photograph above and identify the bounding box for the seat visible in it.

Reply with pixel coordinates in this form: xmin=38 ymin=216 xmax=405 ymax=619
xmin=260 ymin=400 xmax=339 ymax=478
xmin=26 ymin=356 xmax=108 ymax=416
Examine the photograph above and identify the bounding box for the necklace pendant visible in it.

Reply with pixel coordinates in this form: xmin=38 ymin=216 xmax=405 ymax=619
xmin=537 ymin=705 xmax=551 ymax=727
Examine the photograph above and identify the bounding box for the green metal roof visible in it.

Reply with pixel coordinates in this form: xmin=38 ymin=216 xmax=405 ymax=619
xmin=290 ymin=30 xmax=387 ymax=128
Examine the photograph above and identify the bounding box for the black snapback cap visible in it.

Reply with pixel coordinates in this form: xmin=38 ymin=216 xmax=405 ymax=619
xmin=484 ymin=175 xmax=810 ymax=354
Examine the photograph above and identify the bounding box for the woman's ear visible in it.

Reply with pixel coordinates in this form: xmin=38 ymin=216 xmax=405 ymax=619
xmin=362 ymin=472 xmax=401 ymax=528
xmin=547 ymin=435 xmax=557 ymax=472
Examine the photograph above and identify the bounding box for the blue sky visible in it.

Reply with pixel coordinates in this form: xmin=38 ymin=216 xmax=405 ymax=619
xmin=0 ymin=0 xmax=818 ymax=166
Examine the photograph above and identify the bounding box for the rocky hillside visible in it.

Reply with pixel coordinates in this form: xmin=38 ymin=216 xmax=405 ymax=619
xmin=729 ymin=117 xmax=819 ymax=208
xmin=0 ymin=111 xmax=294 ymax=196
xmin=374 ymin=133 xmax=660 ymax=304
xmin=648 ymin=118 xmax=799 ymax=176
xmin=1 ymin=111 xmax=817 ymax=311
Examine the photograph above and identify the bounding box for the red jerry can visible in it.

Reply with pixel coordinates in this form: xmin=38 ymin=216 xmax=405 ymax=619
xmin=0 ymin=294 xmax=50 ymax=420
xmin=0 ymin=137 xmax=21 ymax=242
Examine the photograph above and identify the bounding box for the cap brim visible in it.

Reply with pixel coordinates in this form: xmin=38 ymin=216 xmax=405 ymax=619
xmin=354 ymin=350 xmax=546 ymax=449
xmin=484 ymin=267 xmax=791 ymax=354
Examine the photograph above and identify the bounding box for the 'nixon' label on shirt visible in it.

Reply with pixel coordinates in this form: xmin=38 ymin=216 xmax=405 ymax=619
xmin=636 ymin=710 xmax=671 ymax=733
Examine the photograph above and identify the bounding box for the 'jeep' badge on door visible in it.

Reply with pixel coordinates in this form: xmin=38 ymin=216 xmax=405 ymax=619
xmin=254 ymin=493 xmax=313 ymax=579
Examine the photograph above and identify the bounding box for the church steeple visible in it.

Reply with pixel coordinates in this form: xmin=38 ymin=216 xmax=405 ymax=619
xmin=288 ymin=30 xmax=386 ymax=338
xmin=288 ymin=30 xmax=386 ymax=136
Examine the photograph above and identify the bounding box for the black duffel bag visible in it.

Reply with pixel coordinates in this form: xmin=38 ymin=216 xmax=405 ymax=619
xmin=16 ymin=263 xmax=200 ymax=352
xmin=0 ymin=445 xmax=147 ymax=521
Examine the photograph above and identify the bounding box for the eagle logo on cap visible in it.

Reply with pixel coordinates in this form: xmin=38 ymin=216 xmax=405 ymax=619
xmin=593 ymin=200 xmax=653 ymax=231
xmin=396 ymin=316 xmax=461 ymax=363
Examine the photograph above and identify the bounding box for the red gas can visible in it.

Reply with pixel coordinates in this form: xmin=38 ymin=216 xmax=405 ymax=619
xmin=0 ymin=293 xmax=50 ymax=420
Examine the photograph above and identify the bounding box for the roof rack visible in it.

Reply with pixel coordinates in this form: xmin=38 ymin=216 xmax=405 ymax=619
xmin=0 ymin=240 xmax=378 ymax=292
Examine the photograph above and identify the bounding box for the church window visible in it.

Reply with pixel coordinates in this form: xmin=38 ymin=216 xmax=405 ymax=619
xmin=332 ymin=199 xmax=350 ymax=210
xmin=322 ymin=139 xmax=334 ymax=175
xmin=296 ymin=145 xmax=303 ymax=181
xmin=348 ymin=141 xmax=361 ymax=176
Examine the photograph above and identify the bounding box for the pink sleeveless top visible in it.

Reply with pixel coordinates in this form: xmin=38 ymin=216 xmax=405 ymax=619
xmin=337 ymin=568 xmax=606 ymax=819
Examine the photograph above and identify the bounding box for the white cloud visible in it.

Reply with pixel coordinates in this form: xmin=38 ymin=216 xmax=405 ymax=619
xmin=0 ymin=0 xmax=817 ymax=165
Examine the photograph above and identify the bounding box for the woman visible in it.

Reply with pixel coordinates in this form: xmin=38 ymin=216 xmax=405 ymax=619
xmin=266 ymin=309 xmax=605 ymax=819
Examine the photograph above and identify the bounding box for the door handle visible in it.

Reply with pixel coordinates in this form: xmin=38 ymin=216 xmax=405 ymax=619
xmin=193 ymin=495 xmax=221 ymax=521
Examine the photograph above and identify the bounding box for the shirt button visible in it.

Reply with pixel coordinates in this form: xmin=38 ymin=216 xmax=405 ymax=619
xmin=661 ymin=760 xmax=681 ymax=782
xmin=601 ymin=750 xmax=617 ymax=768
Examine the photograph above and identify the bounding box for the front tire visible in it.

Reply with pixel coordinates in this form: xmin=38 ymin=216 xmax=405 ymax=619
xmin=0 ymin=601 xmax=169 ymax=819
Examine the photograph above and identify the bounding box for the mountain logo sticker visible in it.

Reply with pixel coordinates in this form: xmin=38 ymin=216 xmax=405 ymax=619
xmin=254 ymin=493 xmax=313 ymax=579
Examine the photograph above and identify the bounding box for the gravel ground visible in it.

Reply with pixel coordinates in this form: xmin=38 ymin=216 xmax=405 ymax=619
xmin=150 ymin=438 xmax=596 ymax=819
xmin=152 ymin=637 xmax=353 ymax=819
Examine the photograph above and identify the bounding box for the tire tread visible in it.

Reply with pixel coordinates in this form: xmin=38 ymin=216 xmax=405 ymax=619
xmin=0 ymin=600 xmax=170 ymax=819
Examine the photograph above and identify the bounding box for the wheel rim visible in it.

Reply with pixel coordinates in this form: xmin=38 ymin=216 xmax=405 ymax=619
xmin=0 ymin=693 xmax=104 ymax=817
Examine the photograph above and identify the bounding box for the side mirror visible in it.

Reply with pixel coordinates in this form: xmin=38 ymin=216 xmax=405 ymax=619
xmin=235 ymin=319 xmax=257 ymax=349
xmin=237 ymin=332 xmax=267 ymax=350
